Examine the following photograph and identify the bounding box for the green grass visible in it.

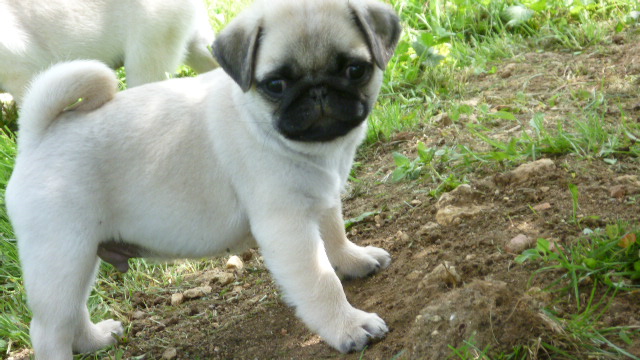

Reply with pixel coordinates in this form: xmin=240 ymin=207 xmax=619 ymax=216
xmin=368 ymin=0 xmax=639 ymax=143
xmin=1 ymin=0 xmax=640 ymax=357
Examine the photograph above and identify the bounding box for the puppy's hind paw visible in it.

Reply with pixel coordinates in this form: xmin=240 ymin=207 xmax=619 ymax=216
xmin=73 ymin=319 xmax=124 ymax=353
xmin=97 ymin=319 xmax=125 ymax=339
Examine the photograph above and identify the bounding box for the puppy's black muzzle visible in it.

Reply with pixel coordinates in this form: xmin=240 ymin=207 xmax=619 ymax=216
xmin=276 ymin=78 xmax=369 ymax=142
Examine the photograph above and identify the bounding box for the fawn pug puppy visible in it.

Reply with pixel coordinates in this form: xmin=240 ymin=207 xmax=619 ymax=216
xmin=6 ymin=0 xmax=400 ymax=358
xmin=0 ymin=0 xmax=217 ymax=103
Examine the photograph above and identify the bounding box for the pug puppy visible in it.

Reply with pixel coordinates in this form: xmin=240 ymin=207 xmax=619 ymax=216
xmin=0 ymin=0 xmax=217 ymax=103
xmin=5 ymin=0 xmax=401 ymax=358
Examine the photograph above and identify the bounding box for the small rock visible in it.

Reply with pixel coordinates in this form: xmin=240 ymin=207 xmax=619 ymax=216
xmin=532 ymin=202 xmax=552 ymax=212
xmin=162 ymin=347 xmax=177 ymax=359
xmin=495 ymin=159 xmax=555 ymax=185
xmin=432 ymin=112 xmax=452 ymax=126
xmin=425 ymin=314 xmax=442 ymax=322
xmin=416 ymin=222 xmax=439 ymax=236
xmin=226 ymin=255 xmax=244 ymax=270
xmin=420 ymin=262 xmax=462 ymax=288
xmin=504 ymin=234 xmax=535 ymax=254
xmin=197 ymin=269 xmax=235 ymax=286
xmin=171 ymin=293 xmax=184 ymax=306
xmin=132 ymin=310 xmax=146 ymax=320
xmin=464 ymin=254 xmax=476 ymax=261
xmin=241 ymin=250 xmax=254 ymax=262
xmin=500 ymin=63 xmax=517 ymax=78
xmin=435 ymin=205 xmax=489 ymax=226
xmin=397 ymin=230 xmax=410 ymax=242
xmin=215 ymin=272 xmax=235 ymax=286
xmin=281 ymin=328 xmax=288 ymax=336
xmin=436 ymin=184 xmax=482 ymax=209
xmin=406 ymin=270 xmax=423 ymax=281
xmin=410 ymin=199 xmax=423 ymax=206
xmin=610 ymin=185 xmax=627 ymax=199
xmin=183 ymin=286 xmax=212 ymax=299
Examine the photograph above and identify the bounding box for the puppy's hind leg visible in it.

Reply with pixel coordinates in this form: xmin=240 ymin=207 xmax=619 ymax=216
xmin=321 ymin=205 xmax=391 ymax=280
xmin=20 ymin=234 xmax=122 ymax=358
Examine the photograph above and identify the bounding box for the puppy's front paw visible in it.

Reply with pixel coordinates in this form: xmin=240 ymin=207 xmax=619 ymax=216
xmin=333 ymin=244 xmax=391 ymax=280
xmin=323 ymin=309 xmax=388 ymax=353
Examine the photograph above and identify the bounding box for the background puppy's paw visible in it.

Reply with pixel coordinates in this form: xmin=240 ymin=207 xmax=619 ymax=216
xmin=333 ymin=244 xmax=391 ymax=280
xmin=323 ymin=309 xmax=388 ymax=353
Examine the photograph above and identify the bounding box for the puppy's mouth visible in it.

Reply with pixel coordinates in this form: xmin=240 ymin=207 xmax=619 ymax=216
xmin=275 ymin=80 xmax=370 ymax=142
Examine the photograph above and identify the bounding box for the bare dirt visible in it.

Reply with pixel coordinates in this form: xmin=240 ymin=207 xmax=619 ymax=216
xmin=14 ymin=33 xmax=640 ymax=360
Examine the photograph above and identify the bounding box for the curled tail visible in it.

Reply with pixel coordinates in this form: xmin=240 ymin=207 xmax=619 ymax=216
xmin=18 ymin=60 xmax=118 ymax=149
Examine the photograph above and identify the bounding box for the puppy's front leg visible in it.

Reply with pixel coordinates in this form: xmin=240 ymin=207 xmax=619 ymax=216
xmin=252 ymin=212 xmax=387 ymax=353
xmin=321 ymin=205 xmax=391 ymax=280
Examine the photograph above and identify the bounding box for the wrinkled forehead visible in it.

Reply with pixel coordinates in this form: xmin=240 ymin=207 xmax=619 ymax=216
xmin=254 ymin=0 xmax=371 ymax=79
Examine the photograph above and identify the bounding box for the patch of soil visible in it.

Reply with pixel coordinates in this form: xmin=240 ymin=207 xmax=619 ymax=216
xmin=42 ymin=33 xmax=640 ymax=360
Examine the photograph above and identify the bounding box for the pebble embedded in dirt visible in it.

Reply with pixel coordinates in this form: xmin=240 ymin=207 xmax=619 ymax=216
xmin=396 ymin=230 xmax=410 ymax=242
xmin=183 ymin=286 xmax=212 ymax=300
xmin=419 ymin=261 xmax=462 ymax=288
xmin=532 ymin=202 xmax=552 ymax=211
xmin=434 ymin=185 xmax=490 ymax=226
xmin=198 ymin=269 xmax=235 ymax=286
xmin=610 ymin=185 xmax=628 ymax=199
xmin=416 ymin=222 xmax=439 ymax=236
xmin=504 ymin=234 xmax=535 ymax=254
xmin=406 ymin=270 xmax=423 ymax=281
xmin=170 ymin=293 xmax=184 ymax=306
xmin=432 ymin=112 xmax=452 ymax=126
xmin=132 ymin=310 xmax=146 ymax=320
xmin=435 ymin=204 xmax=490 ymax=226
xmin=226 ymin=255 xmax=244 ymax=270
xmin=495 ymin=158 xmax=556 ymax=185
xmin=162 ymin=347 xmax=177 ymax=359
xmin=436 ymin=184 xmax=482 ymax=209
xmin=500 ymin=63 xmax=517 ymax=78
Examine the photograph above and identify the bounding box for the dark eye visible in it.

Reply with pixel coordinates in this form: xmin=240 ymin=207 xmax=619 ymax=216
xmin=262 ymin=79 xmax=287 ymax=96
xmin=345 ymin=63 xmax=369 ymax=81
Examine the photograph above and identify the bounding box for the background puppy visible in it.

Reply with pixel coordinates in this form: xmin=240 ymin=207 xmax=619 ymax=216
xmin=6 ymin=0 xmax=400 ymax=358
xmin=0 ymin=0 xmax=217 ymax=103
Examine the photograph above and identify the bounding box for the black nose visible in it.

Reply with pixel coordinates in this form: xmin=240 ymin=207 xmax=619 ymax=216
xmin=309 ymin=86 xmax=328 ymax=101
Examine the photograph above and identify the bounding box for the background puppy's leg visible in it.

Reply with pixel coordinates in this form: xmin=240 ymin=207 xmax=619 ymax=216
xmin=0 ymin=70 xmax=32 ymax=104
xmin=123 ymin=12 xmax=193 ymax=87
xmin=20 ymin=234 xmax=122 ymax=358
xmin=124 ymin=41 xmax=186 ymax=87
xmin=321 ymin=205 xmax=391 ymax=280
xmin=252 ymin=212 xmax=387 ymax=353
xmin=184 ymin=38 xmax=218 ymax=74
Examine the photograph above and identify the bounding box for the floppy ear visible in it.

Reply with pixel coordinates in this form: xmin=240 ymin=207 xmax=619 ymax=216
xmin=212 ymin=16 xmax=262 ymax=92
xmin=350 ymin=0 xmax=401 ymax=70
